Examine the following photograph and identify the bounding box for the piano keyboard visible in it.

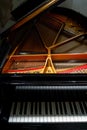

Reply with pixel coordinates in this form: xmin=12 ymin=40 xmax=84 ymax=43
xmin=9 ymin=101 xmax=87 ymax=123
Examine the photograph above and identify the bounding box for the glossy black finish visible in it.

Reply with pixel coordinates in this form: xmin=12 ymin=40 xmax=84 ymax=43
xmin=11 ymin=0 xmax=50 ymax=20
xmin=0 ymin=123 xmax=87 ymax=130
xmin=0 ymin=74 xmax=87 ymax=101
xmin=0 ymin=1 xmax=87 ymax=130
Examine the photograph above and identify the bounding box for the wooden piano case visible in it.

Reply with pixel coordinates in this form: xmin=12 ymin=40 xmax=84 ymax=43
xmin=1 ymin=0 xmax=87 ymax=130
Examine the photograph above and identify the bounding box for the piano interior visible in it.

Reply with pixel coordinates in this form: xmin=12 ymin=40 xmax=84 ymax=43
xmin=1 ymin=7 xmax=87 ymax=74
xmin=1 ymin=1 xmax=87 ymax=129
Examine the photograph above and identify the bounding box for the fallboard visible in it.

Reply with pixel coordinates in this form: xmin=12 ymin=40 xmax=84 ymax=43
xmin=1 ymin=74 xmax=87 ymax=101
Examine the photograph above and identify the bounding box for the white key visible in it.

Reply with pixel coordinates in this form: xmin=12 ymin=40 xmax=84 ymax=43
xmin=65 ymin=102 xmax=71 ymax=116
xmin=42 ymin=102 xmax=47 ymax=122
xmin=16 ymin=102 xmax=20 ymax=122
xmin=32 ymin=102 xmax=36 ymax=122
xmin=71 ymin=102 xmax=76 ymax=115
xmin=48 ymin=102 xmax=55 ymax=122
xmin=61 ymin=102 xmax=67 ymax=122
xmin=9 ymin=102 xmax=15 ymax=122
xmin=76 ymin=102 xmax=82 ymax=115
xmin=12 ymin=102 xmax=17 ymax=122
xmin=51 ymin=102 xmax=55 ymax=115
xmin=71 ymin=102 xmax=78 ymax=121
xmin=61 ymin=102 xmax=65 ymax=115
xmin=20 ymin=102 xmax=25 ymax=122
xmin=55 ymin=116 xmax=59 ymax=122
xmin=25 ymin=102 xmax=30 ymax=122
xmin=28 ymin=102 xmax=33 ymax=123
xmin=27 ymin=102 xmax=31 ymax=115
xmin=24 ymin=102 xmax=28 ymax=122
xmin=65 ymin=102 xmax=73 ymax=122
xmin=47 ymin=102 xmax=51 ymax=122
xmin=81 ymin=102 xmax=86 ymax=114
xmin=84 ymin=101 xmax=87 ymax=115
xmin=37 ymin=102 xmax=39 ymax=115
xmin=36 ymin=102 xmax=40 ymax=122
xmin=51 ymin=102 xmax=56 ymax=123
xmin=57 ymin=102 xmax=61 ymax=115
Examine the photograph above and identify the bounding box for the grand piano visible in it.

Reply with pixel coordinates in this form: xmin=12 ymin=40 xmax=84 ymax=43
xmin=0 ymin=0 xmax=87 ymax=129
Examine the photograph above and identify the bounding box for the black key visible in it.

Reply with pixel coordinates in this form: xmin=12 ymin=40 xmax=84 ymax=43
xmin=69 ymin=102 xmax=73 ymax=115
xmin=63 ymin=102 xmax=67 ymax=115
xmin=79 ymin=102 xmax=85 ymax=114
xmin=26 ymin=102 xmax=31 ymax=115
xmin=35 ymin=102 xmax=37 ymax=115
xmin=73 ymin=102 xmax=78 ymax=115
xmin=39 ymin=102 xmax=41 ymax=115
xmin=24 ymin=102 xmax=27 ymax=115
xmin=59 ymin=102 xmax=63 ymax=115
xmin=55 ymin=102 xmax=58 ymax=115
xmin=13 ymin=102 xmax=17 ymax=115
xmin=30 ymin=102 xmax=33 ymax=115
xmin=49 ymin=102 xmax=52 ymax=115
xmin=83 ymin=102 xmax=87 ymax=114
xmin=19 ymin=102 xmax=23 ymax=115
xmin=45 ymin=102 xmax=48 ymax=115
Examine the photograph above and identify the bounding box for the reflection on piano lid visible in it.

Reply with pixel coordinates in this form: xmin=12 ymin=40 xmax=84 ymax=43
xmin=1 ymin=0 xmax=65 ymax=35
xmin=11 ymin=0 xmax=50 ymax=20
xmin=9 ymin=101 xmax=87 ymax=123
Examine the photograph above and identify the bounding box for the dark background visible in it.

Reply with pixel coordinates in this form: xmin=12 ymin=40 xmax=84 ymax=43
xmin=0 ymin=0 xmax=87 ymax=34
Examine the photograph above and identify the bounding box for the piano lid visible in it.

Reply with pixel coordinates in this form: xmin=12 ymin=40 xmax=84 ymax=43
xmin=0 ymin=0 xmax=65 ymax=35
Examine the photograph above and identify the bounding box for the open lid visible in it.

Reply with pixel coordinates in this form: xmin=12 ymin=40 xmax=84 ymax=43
xmin=0 ymin=0 xmax=65 ymax=35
